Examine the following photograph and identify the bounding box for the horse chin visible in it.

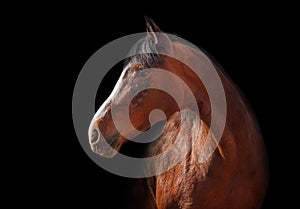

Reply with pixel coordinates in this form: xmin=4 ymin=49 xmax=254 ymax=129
xmin=90 ymin=134 xmax=122 ymax=158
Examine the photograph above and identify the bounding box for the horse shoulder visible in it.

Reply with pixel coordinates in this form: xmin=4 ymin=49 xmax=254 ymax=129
xmin=149 ymin=110 xmax=218 ymax=209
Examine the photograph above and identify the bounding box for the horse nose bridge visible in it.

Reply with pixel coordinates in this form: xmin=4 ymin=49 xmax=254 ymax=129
xmin=95 ymin=99 xmax=112 ymax=119
xmin=92 ymin=111 xmax=113 ymax=134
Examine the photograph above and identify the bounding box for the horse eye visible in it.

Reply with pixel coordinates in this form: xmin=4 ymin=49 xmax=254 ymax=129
xmin=138 ymin=69 xmax=149 ymax=77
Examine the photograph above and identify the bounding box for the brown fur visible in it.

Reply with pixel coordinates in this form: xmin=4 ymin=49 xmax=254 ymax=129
xmin=89 ymin=18 xmax=268 ymax=209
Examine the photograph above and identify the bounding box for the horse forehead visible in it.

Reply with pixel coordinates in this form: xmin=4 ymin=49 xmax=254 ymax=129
xmin=121 ymin=62 xmax=133 ymax=79
xmin=124 ymin=62 xmax=132 ymax=71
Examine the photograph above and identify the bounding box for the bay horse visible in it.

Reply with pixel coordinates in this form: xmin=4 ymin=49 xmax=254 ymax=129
xmin=88 ymin=18 xmax=268 ymax=209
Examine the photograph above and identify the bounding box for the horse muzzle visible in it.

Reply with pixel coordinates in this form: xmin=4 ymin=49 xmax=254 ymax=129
xmin=90 ymin=128 xmax=100 ymax=144
xmin=89 ymin=126 xmax=122 ymax=158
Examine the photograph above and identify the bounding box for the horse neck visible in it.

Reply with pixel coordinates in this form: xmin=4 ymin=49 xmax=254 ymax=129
xmin=169 ymin=42 xmax=258 ymax=136
xmin=153 ymin=45 xmax=266 ymax=177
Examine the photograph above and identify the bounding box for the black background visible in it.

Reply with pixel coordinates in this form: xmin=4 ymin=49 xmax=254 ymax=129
xmin=20 ymin=4 xmax=295 ymax=208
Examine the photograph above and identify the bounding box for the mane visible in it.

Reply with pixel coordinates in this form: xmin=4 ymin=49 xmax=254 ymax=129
xmin=125 ymin=36 xmax=161 ymax=68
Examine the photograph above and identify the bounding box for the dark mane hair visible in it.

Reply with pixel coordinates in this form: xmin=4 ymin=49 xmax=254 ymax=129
xmin=125 ymin=36 xmax=162 ymax=68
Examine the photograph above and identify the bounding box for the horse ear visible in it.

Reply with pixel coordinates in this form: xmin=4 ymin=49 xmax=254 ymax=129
xmin=145 ymin=16 xmax=161 ymax=44
xmin=145 ymin=16 xmax=162 ymax=32
xmin=144 ymin=16 xmax=173 ymax=52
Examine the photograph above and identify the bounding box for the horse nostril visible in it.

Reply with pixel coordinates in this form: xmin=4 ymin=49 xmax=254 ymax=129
xmin=90 ymin=129 xmax=99 ymax=144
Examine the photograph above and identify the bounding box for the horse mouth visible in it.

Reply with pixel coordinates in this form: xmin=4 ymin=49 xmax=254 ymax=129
xmin=90 ymin=133 xmax=121 ymax=158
